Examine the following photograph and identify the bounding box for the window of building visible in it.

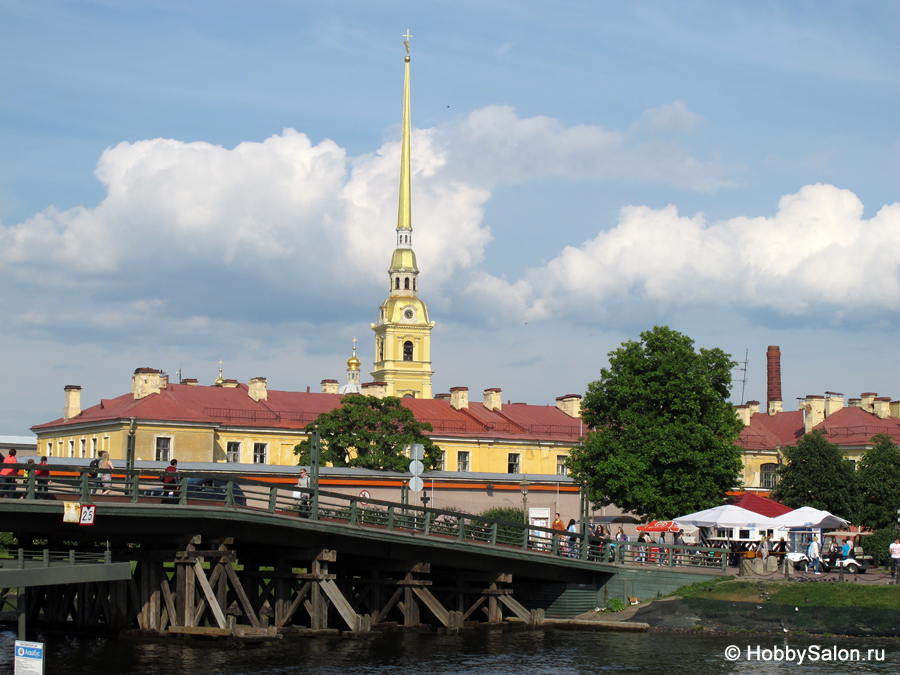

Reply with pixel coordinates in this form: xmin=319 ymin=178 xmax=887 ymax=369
xmin=556 ymin=455 xmax=568 ymax=476
xmin=226 ymin=442 xmax=241 ymax=463
xmin=760 ymin=463 xmax=778 ymax=489
xmin=155 ymin=437 xmax=171 ymax=462
xmin=403 ymin=341 xmax=413 ymax=361
xmin=253 ymin=443 xmax=268 ymax=464
xmin=435 ymin=452 xmax=445 ymax=471
xmin=507 ymin=453 xmax=520 ymax=474
xmin=457 ymin=451 xmax=470 ymax=472
xmin=68 ymin=440 xmax=75 ymax=458
xmin=395 ymin=278 xmax=400 ymax=290
xmin=46 ymin=442 xmax=52 ymax=457
xmin=404 ymin=277 xmax=410 ymax=289
xmin=91 ymin=438 xmax=98 ymax=458
xmin=79 ymin=439 xmax=86 ymax=458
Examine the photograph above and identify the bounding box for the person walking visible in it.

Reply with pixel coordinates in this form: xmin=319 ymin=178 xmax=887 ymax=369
xmin=551 ymin=513 xmax=566 ymax=555
xmin=890 ymin=538 xmax=900 ymax=579
xmin=296 ymin=468 xmax=311 ymax=517
xmin=616 ymin=527 xmax=628 ymax=563
xmin=566 ymin=519 xmax=579 ymax=558
xmin=1 ymin=449 xmax=20 ymax=498
xmin=807 ymin=535 xmax=821 ymax=574
xmin=99 ymin=451 xmax=113 ymax=495
xmin=36 ymin=456 xmax=51 ymax=499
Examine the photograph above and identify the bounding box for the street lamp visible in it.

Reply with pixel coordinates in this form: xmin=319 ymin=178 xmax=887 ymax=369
xmin=519 ymin=477 xmax=530 ymax=524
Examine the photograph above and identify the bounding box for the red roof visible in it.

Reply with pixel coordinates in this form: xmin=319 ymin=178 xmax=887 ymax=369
xmin=32 ymin=383 xmax=581 ymax=443
xmin=731 ymin=492 xmax=793 ymax=517
xmin=738 ymin=406 xmax=900 ymax=451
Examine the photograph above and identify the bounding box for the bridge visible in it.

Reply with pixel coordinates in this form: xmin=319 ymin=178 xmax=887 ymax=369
xmin=0 ymin=465 xmax=726 ymax=638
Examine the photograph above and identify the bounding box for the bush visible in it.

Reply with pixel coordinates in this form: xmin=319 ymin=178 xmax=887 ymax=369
xmin=479 ymin=507 xmax=524 ymax=523
xmin=0 ymin=532 xmax=14 ymax=554
xmin=860 ymin=527 xmax=897 ymax=567
xmin=607 ymin=597 xmax=626 ymax=613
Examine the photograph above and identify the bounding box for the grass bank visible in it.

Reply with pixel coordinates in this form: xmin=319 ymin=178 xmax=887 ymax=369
xmin=674 ymin=578 xmax=900 ymax=611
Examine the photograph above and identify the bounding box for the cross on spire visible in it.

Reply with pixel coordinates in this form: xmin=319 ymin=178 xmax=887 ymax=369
xmin=403 ymin=29 xmax=412 ymax=54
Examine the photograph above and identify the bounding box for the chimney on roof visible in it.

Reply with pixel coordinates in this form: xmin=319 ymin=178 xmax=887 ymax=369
xmin=222 ymin=379 xmax=238 ymax=388
xmin=248 ymin=377 xmax=268 ymax=402
xmin=320 ymin=379 xmax=339 ymax=395
xmin=435 ymin=393 xmax=450 ymax=400
xmin=891 ymin=401 xmax=900 ymax=418
xmin=132 ymin=368 xmax=162 ymax=400
xmin=182 ymin=378 xmax=199 ymax=386
xmin=555 ymin=394 xmax=582 ymax=418
xmin=803 ymin=395 xmax=825 ymax=433
xmin=849 ymin=398 xmax=862 ymax=408
xmin=450 ymin=387 xmax=469 ymax=410
xmin=874 ymin=397 xmax=891 ymax=419
xmin=861 ymin=392 xmax=877 ymax=413
xmin=63 ymin=385 xmax=82 ymax=421
xmin=766 ymin=346 xmax=783 ymax=415
xmin=735 ymin=404 xmax=751 ymax=427
xmin=361 ymin=381 xmax=387 ymax=399
xmin=747 ymin=400 xmax=760 ymax=416
xmin=483 ymin=388 xmax=502 ymax=411
xmin=824 ymin=391 xmax=844 ymax=417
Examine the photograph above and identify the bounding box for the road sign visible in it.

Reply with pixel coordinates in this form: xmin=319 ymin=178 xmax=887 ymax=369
xmin=409 ymin=443 xmax=424 ymax=461
xmin=409 ymin=476 xmax=424 ymax=493
xmin=359 ymin=490 xmax=370 ymax=506
xmin=79 ymin=505 xmax=96 ymax=526
xmin=409 ymin=459 xmax=424 ymax=477
xmin=15 ymin=640 xmax=44 ymax=675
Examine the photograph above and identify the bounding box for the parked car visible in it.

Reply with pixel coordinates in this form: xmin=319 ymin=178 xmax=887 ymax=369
xmin=185 ymin=478 xmax=247 ymax=507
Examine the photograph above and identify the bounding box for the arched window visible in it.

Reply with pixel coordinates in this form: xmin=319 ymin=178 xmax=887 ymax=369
xmin=404 ymin=277 xmax=410 ymax=290
xmin=413 ymin=278 xmax=416 ymax=291
xmin=395 ymin=277 xmax=400 ymax=290
xmin=403 ymin=341 xmax=413 ymax=361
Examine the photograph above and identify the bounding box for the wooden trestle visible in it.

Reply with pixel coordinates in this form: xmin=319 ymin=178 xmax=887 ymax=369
xmin=3 ymin=535 xmax=544 ymax=637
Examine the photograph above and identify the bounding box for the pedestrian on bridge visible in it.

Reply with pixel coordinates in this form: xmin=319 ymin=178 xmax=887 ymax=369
xmin=296 ymin=468 xmax=311 ymax=517
xmin=99 ymin=451 xmax=113 ymax=495
xmin=1 ymin=448 xmax=20 ymax=498
xmin=551 ymin=513 xmax=565 ymax=555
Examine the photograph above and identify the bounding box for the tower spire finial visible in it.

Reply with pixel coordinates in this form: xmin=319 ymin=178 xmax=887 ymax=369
xmin=397 ymin=31 xmax=412 ymax=233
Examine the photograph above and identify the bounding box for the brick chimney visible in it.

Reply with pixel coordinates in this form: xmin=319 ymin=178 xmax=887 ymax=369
xmin=483 ymin=388 xmax=502 ymax=411
xmin=361 ymin=381 xmax=387 ymax=399
xmin=803 ymin=395 xmax=825 ymax=433
xmin=556 ymin=394 xmax=582 ymax=418
xmin=320 ymin=379 xmax=339 ymax=395
xmin=182 ymin=378 xmax=199 ymax=386
xmin=132 ymin=368 xmax=162 ymax=400
xmin=766 ymin=346 xmax=783 ymax=415
xmin=248 ymin=377 xmax=268 ymax=402
xmin=450 ymin=387 xmax=469 ymax=410
xmin=63 ymin=385 xmax=82 ymax=421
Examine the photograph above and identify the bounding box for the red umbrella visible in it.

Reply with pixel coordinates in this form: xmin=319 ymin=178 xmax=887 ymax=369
xmin=636 ymin=520 xmax=680 ymax=532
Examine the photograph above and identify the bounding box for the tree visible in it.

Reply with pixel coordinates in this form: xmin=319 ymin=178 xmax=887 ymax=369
xmin=770 ymin=430 xmax=858 ymax=519
xmin=293 ymin=395 xmax=441 ymax=471
xmin=857 ymin=434 xmax=900 ymax=530
xmin=566 ymin=325 xmax=744 ymax=521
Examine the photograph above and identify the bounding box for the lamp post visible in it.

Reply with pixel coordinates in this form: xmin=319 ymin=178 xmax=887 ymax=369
xmin=310 ymin=425 xmax=321 ymax=520
xmin=519 ymin=477 xmax=530 ymax=524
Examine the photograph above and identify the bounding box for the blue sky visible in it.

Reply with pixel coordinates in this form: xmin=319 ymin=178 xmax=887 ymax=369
xmin=2 ymin=1 xmax=899 ymax=435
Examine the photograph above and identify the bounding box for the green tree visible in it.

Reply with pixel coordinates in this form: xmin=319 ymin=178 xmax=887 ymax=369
xmin=566 ymin=325 xmax=744 ymax=521
xmin=770 ymin=430 xmax=857 ymax=518
xmin=857 ymin=434 xmax=900 ymax=530
xmin=293 ymin=395 xmax=441 ymax=471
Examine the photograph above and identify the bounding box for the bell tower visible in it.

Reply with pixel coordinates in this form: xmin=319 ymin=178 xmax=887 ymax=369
xmin=371 ymin=31 xmax=434 ymax=399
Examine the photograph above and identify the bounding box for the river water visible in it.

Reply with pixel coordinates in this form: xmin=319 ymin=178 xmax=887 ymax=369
xmin=0 ymin=627 xmax=896 ymax=674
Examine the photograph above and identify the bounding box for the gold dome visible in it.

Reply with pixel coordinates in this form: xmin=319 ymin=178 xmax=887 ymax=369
xmin=347 ymin=354 xmax=361 ymax=371
xmin=389 ymin=248 xmax=418 ymax=272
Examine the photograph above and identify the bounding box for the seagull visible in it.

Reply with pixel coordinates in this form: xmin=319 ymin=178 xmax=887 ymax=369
xmin=781 ymin=619 xmax=788 ymax=633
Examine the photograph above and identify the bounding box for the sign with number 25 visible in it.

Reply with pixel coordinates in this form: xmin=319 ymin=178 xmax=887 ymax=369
xmin=79 ymin=505 xmax=96 ymax=526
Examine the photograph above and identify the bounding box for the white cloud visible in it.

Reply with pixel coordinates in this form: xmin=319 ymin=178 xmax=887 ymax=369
xmin=471 ymin=184 xmax=900 ymax=326
xmin=632 ymin=100 xmax=704 ymax=136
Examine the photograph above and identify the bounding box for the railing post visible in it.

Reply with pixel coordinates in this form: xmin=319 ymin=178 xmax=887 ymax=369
xmin=26 ymin=470 xmax=35 ymax=500
xmin=349 ymin=501 xmax=358 ymax=526
xmin=43 ymin=550 xmax=49 ymax=568
xmin=387 ymin=506 xmax=395 ymax=531
xmin=521 ymin=527 xmax=528 ymax=551
xmin=17 ymin=549 xmax=24 ymax=569
xmin=80 ymin=471 xmax=91 ymax=503
xmin=551 ymin=534 xmax=559 ymax=557
xmin=225 ymin=482 xmax=235 ymax=508
xmin=69 ymin=550 xmax=76 ymax=566
xmin=580 ymin=535 xmax=589 ymax=560
xmin=489 ymin=522 xmax=498 ymax=546
xmin=457 ymin=515 xmax=465 ymax=542
xmin=130 ymin=473 xmax=140 ymax=503
xmin=423 ymin=511 xmax=432 ymax=536
xmin=178 ymin=477 xmax=187 ymax=505
xmin=268 ymin=486 xmax=277 ymax=512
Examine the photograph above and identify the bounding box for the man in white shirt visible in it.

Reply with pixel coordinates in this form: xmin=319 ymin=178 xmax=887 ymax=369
xmin=889 ymin=538 xmax=900 ymax=579
xmin=807 ymin=536 xmax=821 ymax=575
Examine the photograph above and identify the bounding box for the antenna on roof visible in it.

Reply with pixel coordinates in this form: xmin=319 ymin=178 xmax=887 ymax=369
xmin=732 ymin=348 xmax=749 ymax=405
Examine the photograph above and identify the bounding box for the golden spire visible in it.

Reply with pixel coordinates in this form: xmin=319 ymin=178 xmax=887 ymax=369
xmin=347 ymin=337 xmax=361 ymax=371
xmin=215 ymin=360 xmax=224 ymax=386
xmin=397 ymin=30 xmax=412 ymax=232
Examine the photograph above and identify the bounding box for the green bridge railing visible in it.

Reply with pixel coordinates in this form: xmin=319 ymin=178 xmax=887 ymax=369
xmin=2 ymin=464 xmax=728 ymax=573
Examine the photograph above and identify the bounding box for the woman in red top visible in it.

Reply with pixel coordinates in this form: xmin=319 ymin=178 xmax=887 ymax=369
xmin=1 ymin=448 xmax=20 ymax=498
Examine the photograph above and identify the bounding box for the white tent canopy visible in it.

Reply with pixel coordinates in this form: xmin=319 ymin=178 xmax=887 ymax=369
xmin=673 ymin=505 xmax=783 ymax=530
xmin=771 ymin=506 xmax=849 ymax=529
